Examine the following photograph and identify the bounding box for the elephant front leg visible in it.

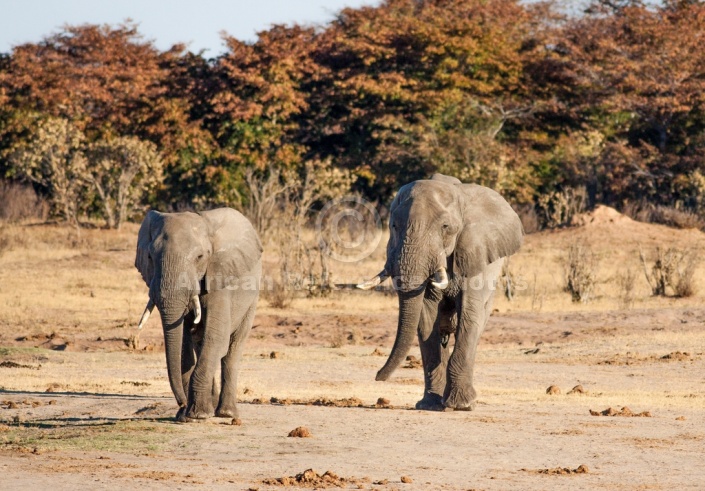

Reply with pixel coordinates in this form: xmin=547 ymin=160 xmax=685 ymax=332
xmin=216 ymin=301 xmax=256 ymax=418
xmin=443 ymin=261 xmax=501 ymax=411
xmin=415 ymin=292 xmax=448 ymax=411
xmin=186 ymin=292 xmax=231 ymax=420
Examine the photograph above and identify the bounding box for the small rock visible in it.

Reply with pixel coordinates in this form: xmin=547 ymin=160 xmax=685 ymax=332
xmin=376 ymin=398 xmax=390 ymax=408
xmin=567 ymin=385 xmax=585 ymax=394
xmin=676 ymin=416 xmax=686 ymax=421
xmin=288 ymin=426 xmax=312 ymax=438
xmin=546 ymin=385 xmax=561 ymax=395
xmin=401 ymin=476 xmax=413 ymax=483
xmin=270 ymin=351 xmax=281 ymax=359
xmin=231 ymin=418 xmax=242 ymax=426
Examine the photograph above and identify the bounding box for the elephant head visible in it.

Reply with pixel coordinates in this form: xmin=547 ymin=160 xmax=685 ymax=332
xmin=359 ymin=174 xmax=523 ymax=381
xmin=135 ymin=209 xmax=262 ymax=409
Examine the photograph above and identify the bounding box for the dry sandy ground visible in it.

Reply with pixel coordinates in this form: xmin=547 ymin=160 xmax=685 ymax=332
xmin=0 ymin=209 xmax=704 ymax=490
xmin=1 ymin=306 xmax=704 ymax=490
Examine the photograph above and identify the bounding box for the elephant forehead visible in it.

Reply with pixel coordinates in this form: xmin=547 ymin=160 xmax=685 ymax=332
xmin=400 ymin=182 xmax=454 ymax=212
xmin=161 ymin=216 xmax=208 ymax=242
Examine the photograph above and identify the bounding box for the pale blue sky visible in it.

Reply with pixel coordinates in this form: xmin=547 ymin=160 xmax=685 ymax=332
xmin=0 ymin=0 xmax=382 ymax=55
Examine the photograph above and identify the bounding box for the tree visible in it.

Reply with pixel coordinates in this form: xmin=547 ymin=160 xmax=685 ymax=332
xmin=9 ymin=118 xmax=87 ymax=225
xmin=309 ymin=0 xmax=542 ymax=200
xmin=84 ymin=137 xmax=164 ymax=229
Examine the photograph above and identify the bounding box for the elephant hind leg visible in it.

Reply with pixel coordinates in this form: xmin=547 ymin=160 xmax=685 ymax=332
xmin=215 ymin=301 xmax=257 ymax=418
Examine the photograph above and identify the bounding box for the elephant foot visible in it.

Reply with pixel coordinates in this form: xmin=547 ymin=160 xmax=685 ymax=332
xmin=415 ymin=393 xmax=445 ymax=411
xmin=215 ymin=405 xmax=239 ymax=419
xmin=175 ymin=406 xmax=191 ymax=423
xmin=443 ymin=385 xmax=477 ymax=411
xmin=185 ymin=401 xmax=214 ymax=420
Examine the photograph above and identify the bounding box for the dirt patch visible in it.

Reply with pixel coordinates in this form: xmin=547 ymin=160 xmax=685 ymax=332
xmin=262 ymin=469 xmax=367 ymax=488
xmin=264 ymin=397 xmax=367 ymax=408
xmin=590 ymin=406 xmax=652 ymax=417
xmin=599 ymin=351 xmax=695 ymax=365
xmin=2 ymin=399 xmax=47 ymax=409
xmin=370 ymin=348 xmax=386 ymax=356
xmin=133 ymin=403 xmax=168 ymax=416
xmin=131 ymin=470 xmax=204 ymax=484
xmin=523 ymin=464 xmax=589 ymax=475
xmin=0 ymin=361 xmax=39 ymax=370
xmin=400 ymin=475 xmax=413 ymax=483
xmin=120 ymin=380 xmax=150 ymax=387
xmin=288 ymin=426 xmax=312 ymax=438
xmin=403 ymin=355 xmax=422 ymax=369
xmin=661 ymin=351 xmax=692 ymax=361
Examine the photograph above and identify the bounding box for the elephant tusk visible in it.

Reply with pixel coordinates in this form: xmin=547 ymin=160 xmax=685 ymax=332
xmin=431 ymin=268 xmax=449 ymax=290
xmin=357 ymin=270 xmax=389 ymax=290
xmin=192 ymin=295 xmax=202 ymax=324
xmin=137 ymin=299 xmax=155 ymax=330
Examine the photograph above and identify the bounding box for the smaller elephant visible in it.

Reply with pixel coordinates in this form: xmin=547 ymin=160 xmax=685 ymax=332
xmin=135 ymin=208 xmax=262 ymax=421
xmin=359 ymin=174 xmax=523 ymax=411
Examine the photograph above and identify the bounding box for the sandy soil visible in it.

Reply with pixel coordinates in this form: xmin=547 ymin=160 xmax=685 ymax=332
xmin=1 ymin=305 xmax=704 ymax=490
xmin=1 ymin=210 xmax=704 ymax=489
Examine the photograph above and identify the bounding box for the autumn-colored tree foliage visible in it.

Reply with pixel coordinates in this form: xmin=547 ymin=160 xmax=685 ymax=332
xmin=2 ymin=1 xmax=705 ymax=228
xmin=309 ymin=0 xmax=543 ymax=199
xmin=530 ymin=0 xmax=705 ymax=209
xmin=0 ymin=22 xmax=212 ymax=210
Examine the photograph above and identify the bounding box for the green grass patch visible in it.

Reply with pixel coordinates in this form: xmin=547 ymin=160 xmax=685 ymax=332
xmin=0 ymin=419 xmax=176 ymax=454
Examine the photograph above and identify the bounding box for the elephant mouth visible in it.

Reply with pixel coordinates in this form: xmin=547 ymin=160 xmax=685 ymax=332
xmin=137 ymin=294 xmax=201 ymax=330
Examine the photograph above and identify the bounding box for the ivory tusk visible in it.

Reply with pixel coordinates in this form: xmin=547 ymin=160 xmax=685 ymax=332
xmin=192 ymin=295 xmax=202 ymax=324
xmin=430 ymin=268 xmax=449 ymax=290
xmin=137 ymin=299 xmax=155 ymax=330
xmin=357 ymin=270 xmax=389 ymax=290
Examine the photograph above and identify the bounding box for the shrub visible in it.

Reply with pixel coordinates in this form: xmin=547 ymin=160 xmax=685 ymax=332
xmin=0 ymin=180 xmax=48 ymax=223
xmin=616 ymin=268 xmax=637 ymax=309
xmin=537 ymin=187 xmax=587 ymax=229
xmin=639 ymin=247 xmax=699 ymax=298
xmin=563 ymin=241 xmax=598 ymax=303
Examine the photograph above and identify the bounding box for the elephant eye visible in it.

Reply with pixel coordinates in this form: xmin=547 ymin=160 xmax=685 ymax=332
xmin=197 ymin=254 xmax=204 ymax=260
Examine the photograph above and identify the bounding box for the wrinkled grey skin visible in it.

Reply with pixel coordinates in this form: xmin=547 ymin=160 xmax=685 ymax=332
xmin=370 ymin=174 xmax=523 ymax=411
xmin=135 ymin=208 xmax=262 ymax=422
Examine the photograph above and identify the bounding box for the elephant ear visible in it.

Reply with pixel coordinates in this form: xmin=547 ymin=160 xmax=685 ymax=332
xmin=199 ymin=208 xmax=263 ymax=290
xmin=454 ymin=184 xmax=523 ymax=277
xmin=135 ymin=210 xmax=163 ymax=287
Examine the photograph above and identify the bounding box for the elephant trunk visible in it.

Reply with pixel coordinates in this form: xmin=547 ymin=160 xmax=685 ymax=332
xmin=376 ymin=290 xmax=425 ymax=381
xmin=159 ymin=305 xmax=189 ymax=408
xmin=152 ymin=257 xmax=196 ymax=409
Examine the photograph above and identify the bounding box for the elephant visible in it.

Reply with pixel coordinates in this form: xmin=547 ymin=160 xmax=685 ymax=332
xmin=134 ymin=207 xmax=262 ymax=422
xmin=358 ymin=173 xmax=523 ymax=411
